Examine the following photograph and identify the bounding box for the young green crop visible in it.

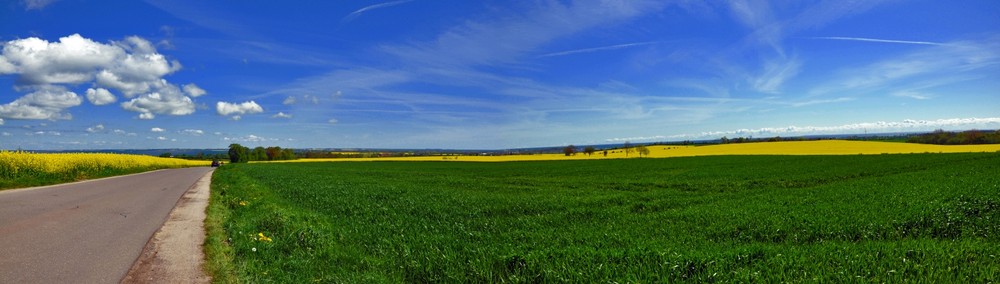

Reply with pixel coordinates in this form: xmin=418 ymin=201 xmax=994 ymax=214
xmin=207 ymin=153 xmax=1000 ymax=282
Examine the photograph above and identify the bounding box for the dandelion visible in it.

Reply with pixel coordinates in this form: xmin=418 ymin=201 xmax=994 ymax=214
xmin=257 ymin=232 xmax=273 ymax=242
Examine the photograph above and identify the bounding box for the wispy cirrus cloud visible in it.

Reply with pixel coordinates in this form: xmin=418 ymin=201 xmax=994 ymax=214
xmin=341 ymin=0 xmax=415 ymax=24
xmin=380 ymin=1 xmax=662 ymax=67
xmin=719 ymin=0 xmax=895 ymax=94
xmin=23 ymin=0 xmax=57 ymax=10
xmin=810 ymin=35 xmax=1000 ymax=97
xmin=728 ymin=0 xmax=782 ymax=52
xmin=891 ymin=91 xmax=931 ymax=100
xmin=751 ymin=56 xmax=802 ymax=94
xmin=264 ymin=1 xmax=669 ymax=136
xmin=790 ymin=97 xmax=854 ymax=107
xmin=145 ymin=2 xmax=342 ymax=67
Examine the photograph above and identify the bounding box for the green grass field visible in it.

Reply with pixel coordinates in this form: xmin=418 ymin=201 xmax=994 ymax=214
xmin=206 ymin=153 xmax=1000 ymax=282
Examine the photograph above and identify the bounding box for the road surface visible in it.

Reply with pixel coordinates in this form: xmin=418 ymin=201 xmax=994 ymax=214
xmin=0 ymin=167 xmax=214 ymax=284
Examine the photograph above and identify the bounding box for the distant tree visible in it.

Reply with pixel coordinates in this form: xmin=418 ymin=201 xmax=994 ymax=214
xmin=907 ymin=129 xmax=1000 ymax=145
xmin=251 ymin=147 xmax=267 ymax=161
xmin=583 ymin=146 xmax=596 ymax=156
xmin=964 ymin=131 xmax=986 ymax=144
xmin=603 ymin=150 xmax=608 ymax=157
xmin=636 ymin=145 xmax=650 ymax=157
xmin=228 ymin=143 xmax=249 ymax=163
xmin=265 ymin=146 xmax=282 ymax=161
xmin=563 ymin=145 xmax=576 ymax=156
xmin=933 ymin=129 xmax=949 ymax=144
xmin=720 ymin=136 xmax=729 ymax=144
xmin=623 ymin=141 xmax=633 ymax=157
xmin=280 ymin=148 xmax=296 ymax=160
xmin=158 ymin=152 xmax=172 ymax=158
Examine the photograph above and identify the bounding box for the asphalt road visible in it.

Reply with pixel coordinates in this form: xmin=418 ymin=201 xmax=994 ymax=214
xmin=0 ymin=167 xmax=214 ymax=284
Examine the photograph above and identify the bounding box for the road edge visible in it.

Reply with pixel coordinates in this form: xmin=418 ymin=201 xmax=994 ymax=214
xmin=121 ymin=169 xmax=214 ymax=284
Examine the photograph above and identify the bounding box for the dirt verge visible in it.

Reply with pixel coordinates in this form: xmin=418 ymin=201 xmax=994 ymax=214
xmin=122 ymin=169 xmax=213 ymax=283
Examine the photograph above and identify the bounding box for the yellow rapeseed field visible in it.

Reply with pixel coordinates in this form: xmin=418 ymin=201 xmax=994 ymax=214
xmin=273 ymin=140 xmax=1000 ymax=163
xmin=0 ymin=150 xmax=208 ymax=181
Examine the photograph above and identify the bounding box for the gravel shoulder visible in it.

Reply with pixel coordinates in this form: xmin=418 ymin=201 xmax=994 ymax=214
xmin=122 ymin=169 xmax=214 ymax=284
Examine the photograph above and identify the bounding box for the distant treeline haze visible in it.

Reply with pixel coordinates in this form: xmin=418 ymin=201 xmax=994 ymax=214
xmin=907 ymin=130 xmax=1000 ymax=145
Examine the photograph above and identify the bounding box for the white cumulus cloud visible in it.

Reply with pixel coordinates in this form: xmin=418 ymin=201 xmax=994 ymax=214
xmin=272 ymin=112 xmax=292 ymax=119
xmin=85 ymin=88 xmax=116 ymax=105
xmin=216 ymin=101 xmax=263 ymax=118
xmin=0 ymin=85 xmax=82 ymax=120
xmin=120 ymin=88 xmax=195 ymax=119
xmin=86 ymin=124 xmax=105 ymax=133
xmin=181 ymin=129 xmax=204 ymax=136
xmin=223 ymin=134 xmax=276 ymax=143
xmin=151 ymin=127 xmax=165 ymax=132
xmin=0 ymin=34 xmax=120 ymax=84
xmin=0 ymin=34 xmax=201 ymax=120
xmin=183 ymin=83 xmax=207 ymax=97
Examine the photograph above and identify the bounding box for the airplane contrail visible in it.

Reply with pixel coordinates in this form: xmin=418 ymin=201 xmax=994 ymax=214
xmin=538 ymin=41 xmax=657 ymax=58
xmin=810 ymin=36 xmax=945 ymax=46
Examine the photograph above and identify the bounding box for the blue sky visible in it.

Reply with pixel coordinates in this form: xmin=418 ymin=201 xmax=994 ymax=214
xmin=1 ymin=0 xmax=999 ymax=150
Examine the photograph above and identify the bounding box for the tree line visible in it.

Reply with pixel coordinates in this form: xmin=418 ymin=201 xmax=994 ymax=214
xmin=907 ymin=130 xmax=1000 ymax=145
xmin=227 ymin=143 xmax=297 ymax=163
xmin=563 ymin=142 xmax=651 ymax=157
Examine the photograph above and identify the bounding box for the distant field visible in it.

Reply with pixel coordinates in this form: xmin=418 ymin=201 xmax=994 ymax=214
xmin=207 ymin=153 xmax=1000 ymax=282
xmin=277 ymin=140 xmax=1000 ymax=162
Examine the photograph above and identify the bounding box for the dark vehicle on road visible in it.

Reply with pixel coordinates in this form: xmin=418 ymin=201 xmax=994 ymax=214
xmin=211 ymin=159 xmax=221 ymax=167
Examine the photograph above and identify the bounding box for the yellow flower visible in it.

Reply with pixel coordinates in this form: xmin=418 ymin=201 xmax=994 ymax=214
xmin=257 ymin=232 xmax=273 ymax=242
xmin=0 ymin=150 xmax=208 ymax=181
xmin=239 ymin=200 xmax=248 ymax=206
